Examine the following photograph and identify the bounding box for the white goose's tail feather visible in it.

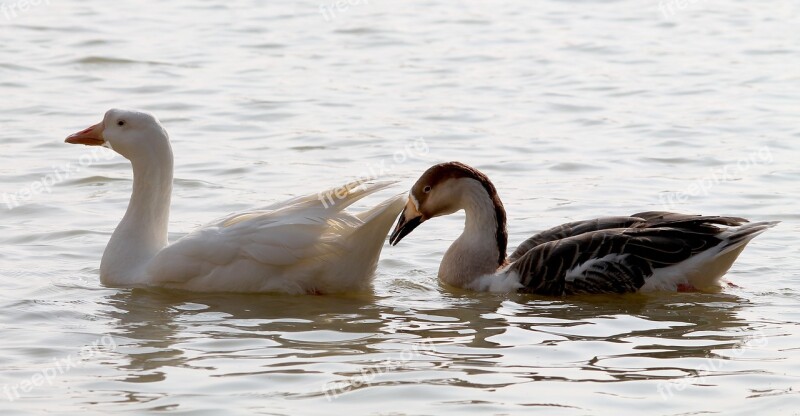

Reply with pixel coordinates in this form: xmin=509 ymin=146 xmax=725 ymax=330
xmin=313 ymin=180 xmax=401 ymax=212
xmin=317 ymin=193 xmax=406 ymax=293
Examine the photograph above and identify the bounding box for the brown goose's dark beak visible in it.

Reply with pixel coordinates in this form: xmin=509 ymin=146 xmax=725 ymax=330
xmin=389 ymin=198 xmax=424 ymax=245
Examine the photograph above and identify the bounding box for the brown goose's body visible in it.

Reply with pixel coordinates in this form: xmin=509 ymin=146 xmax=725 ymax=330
xmin=390 ymin=162 xmax=777 ymax=295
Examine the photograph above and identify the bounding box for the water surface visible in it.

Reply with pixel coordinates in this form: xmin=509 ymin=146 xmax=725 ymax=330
xmin=1 ymin=0 xmax=798 ymax=414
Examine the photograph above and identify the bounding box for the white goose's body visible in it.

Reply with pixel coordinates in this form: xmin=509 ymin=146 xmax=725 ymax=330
xmin=66 ymin=109 xmax=403 ymax=294
xmin=390 ymin=162 xmax=778 ymax=295
xmin=145 ymin=182 xmax=403 ymax=294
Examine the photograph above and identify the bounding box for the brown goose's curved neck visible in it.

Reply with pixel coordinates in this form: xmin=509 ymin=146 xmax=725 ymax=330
xmin=477 ymin=175 xmax=507 ymax=266
xmin=445 ymin=162 xmax=508 ymax=266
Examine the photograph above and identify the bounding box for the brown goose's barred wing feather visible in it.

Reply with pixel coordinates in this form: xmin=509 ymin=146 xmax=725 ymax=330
xmin=507 ymin=213 xmax=748 ymax=295
xmin=508 ymin=230 xmax=646 ymax=295
xmin=508 ymin=216 xmax=644 ymax=263
xmin=630 ymin=211 xmax=748 ymax=229
xmin=509 ymin=212 xmax=749 ymax=263
xmin=631 ymin=211 xmax=747 ymax=225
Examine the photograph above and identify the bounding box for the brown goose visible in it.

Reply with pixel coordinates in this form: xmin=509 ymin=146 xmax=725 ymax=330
xmin=389 ymin=162 xmax=777 ymax=295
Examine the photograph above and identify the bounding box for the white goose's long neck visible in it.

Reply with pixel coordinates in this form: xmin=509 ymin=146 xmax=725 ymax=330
xmin=438 ymin=180 xmax=505 ymax=288
xmin=100 ymin=143 xmax=173 ymax=286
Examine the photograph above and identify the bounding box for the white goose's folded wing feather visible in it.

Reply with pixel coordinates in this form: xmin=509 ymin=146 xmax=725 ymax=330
xmin=147 ymin=209 xmax=338 ymax=285
xmin=146 ymin=180 xmax=397 ymax=286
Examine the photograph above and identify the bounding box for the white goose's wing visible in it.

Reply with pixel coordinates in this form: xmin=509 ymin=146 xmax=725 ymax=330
xmin=146 ymin=181 xmax=396 ymax=293
xmin=506 ymin=214 xmax=773 ymax=295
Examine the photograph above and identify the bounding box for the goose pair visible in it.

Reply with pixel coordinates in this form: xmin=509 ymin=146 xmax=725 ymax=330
xmin=66 ymin=110 xmax=776 ymax=295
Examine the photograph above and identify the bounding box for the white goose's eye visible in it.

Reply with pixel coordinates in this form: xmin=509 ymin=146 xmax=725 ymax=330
xmin=117 ymin=120 xmax=126 ymax=126
xmin=423 ymin=185 xmax=432 ymax=193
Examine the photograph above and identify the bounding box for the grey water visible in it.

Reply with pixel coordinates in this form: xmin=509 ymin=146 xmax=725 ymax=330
xmin=0 ymin=0 xmax=798 ymax=414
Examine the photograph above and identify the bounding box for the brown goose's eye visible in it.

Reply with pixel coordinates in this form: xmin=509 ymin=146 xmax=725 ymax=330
xmin=423 ymin=185 xmax=432 ymax=193
xmin=117 ymin=120 xmax=126 ymax=126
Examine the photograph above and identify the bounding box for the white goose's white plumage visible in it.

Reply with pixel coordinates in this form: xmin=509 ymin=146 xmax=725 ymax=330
xmin=389 ymin=162 xmax=778 ymax=295
xmin=66 ymin=109 xmax=404 ymax=294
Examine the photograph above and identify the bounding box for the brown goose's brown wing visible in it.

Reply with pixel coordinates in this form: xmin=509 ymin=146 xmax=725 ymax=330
xmin=508 ymin=212 xmax=749 ymax=263
xmin=508 ymin=216 xmax=645 ymax=263
xmin=507 ymin=220 xmax=742 ymax=296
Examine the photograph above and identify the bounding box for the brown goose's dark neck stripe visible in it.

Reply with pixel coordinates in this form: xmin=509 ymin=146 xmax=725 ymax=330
xmin=421 ymin=162 xmax=508 ymax=266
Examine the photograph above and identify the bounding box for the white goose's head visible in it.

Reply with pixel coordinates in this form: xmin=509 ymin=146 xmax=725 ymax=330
xmin=65 ymin=109 xmax=169 ymax=160
xmin=389 ymin=161 xmax=508 ymax=265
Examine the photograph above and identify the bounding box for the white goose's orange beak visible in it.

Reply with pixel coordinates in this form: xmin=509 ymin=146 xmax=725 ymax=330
xmin=65 ymin=122 xmax=105 ymax=146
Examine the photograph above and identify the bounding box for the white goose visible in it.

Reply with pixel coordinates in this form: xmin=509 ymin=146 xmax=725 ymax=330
xmin=65 ymin=109 xmax=404 ymax=294
xmin=389 ymin=162 xmax=778 ymax=294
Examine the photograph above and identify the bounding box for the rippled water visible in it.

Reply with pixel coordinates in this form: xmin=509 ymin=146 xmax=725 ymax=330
xmin=1 ymin=0 xmax=799 ymax=414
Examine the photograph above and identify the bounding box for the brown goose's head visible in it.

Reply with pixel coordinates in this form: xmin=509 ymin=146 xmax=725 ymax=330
xmin=389 ymin=161 xmax=508 ymax=266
